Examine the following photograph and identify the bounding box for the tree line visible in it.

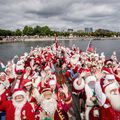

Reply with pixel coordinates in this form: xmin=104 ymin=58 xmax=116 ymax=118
xmin=0 ymin=25 xmax=120 ymax=39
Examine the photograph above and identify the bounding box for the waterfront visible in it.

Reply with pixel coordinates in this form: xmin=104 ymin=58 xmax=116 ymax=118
xmin=0 ymin=39 xmax=120 ymax=64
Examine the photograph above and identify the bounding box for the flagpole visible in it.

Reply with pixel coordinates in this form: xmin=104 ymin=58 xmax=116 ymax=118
xmin=86 ymin=39 xmax=92 ymax=52
xmin=54 ymin=33 xmax=58 ymax=50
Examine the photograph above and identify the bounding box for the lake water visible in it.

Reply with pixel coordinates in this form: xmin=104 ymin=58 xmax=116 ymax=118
xmin=0 ymin=39 xmax=120 ymax=64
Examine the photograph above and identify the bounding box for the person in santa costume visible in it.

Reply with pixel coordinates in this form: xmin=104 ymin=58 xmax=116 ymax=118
xmin=10 ymin=60 xmax=25 ymax=92
xmin=22 ymin=79 xmax=41 ymax=120
xmin=0 ymin=89 xmax=35 ymax=120
xmin=0 ymin=72 xmax=13 ymax=102
xmin=99 ymin=82 xmax=120 ymax=120
xmin=22 ymin=79 xmax=40 ymax=108
xmin=71 ymin=72 xmax=85 ymax=120
xmin=94 ymin=71 xmax=120 ymax=120
xmin=39 ymin=84 xmax=72 ymax=120
xmin=23 ymin=67 xmax=33 ymax=80
xmin=84 ymin=75 xmax=99 ymax=120
xmin=40 ymin=66 xmax=57 ymax=91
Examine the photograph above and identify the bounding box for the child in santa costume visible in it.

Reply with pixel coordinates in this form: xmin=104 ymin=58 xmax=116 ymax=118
xmin=0 ymin=89 xmax=35 ymax=120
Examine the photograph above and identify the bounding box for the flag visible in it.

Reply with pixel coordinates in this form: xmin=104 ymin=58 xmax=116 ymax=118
xmin=0 ymin=60 xmax=5 ymax=72
xmin=86 ymin=40 xmax=94 ymax=53
xmin=55 ymin=35 xmax=58 ymax=50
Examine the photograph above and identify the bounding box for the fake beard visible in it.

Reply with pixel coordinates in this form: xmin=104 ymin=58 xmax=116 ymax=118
xmin=107 ymin=93 xmax=120 ymax=111
xmin=41 ymin=94 xmax=57 ymax=116
xmin=12 ymin=97 xmax=27 ymax=120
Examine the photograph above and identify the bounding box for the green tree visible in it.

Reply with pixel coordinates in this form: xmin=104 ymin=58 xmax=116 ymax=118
xmin=15 ymin=29 xmax=22 ymax=36
xmin=40 ymin=26 xmax=51 ymax=36
xmin=23 ymin=26 xmax=34 ymax=35
xmin=33 ymin=26 xmax=41 ymax=35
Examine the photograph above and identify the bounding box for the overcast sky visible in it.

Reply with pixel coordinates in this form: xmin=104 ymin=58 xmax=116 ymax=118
xmin=0 ymin=0 xmax=120 ymax=31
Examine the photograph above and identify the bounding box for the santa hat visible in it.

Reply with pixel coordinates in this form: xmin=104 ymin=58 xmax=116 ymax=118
xmin=104 ymin=59 xmax=113 ymax=65
xmin=44 ymin=66 xmax=51 ymax=71
xmin=0 ymin=72 xmax=6 ymax=76
xmin=22 ymin=79 xmax=32 ymax=87
xmin=12 ymin=89 xmax=26 ymax=99
xmin=102 ymin=67 xmax=111 ymax=74
xmin=73 ymin=78 xmax=85 ymax=90
xmin=105 ymin=74 xmax=115 ymax=81
xmin=49 ymin=79 xmax=56 ymax=86
xmin=104 ymin=82 xmax=119 ymax=94
xmin=85 ymin=75 xmax=96 ymax=84
xmin=41 ymin=87 xmax=52 ymax=95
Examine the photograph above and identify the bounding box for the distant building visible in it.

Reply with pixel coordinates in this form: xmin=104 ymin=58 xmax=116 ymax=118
xmin=85 ymin=27 xmax=93 ymax=33
xmin=77 ymin=30 xmax=84 ymax=33
xmin=67 ymin=29 xmax=73 ymax=32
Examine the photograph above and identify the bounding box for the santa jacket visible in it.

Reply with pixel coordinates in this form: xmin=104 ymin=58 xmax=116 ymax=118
xmin=0 ymin=101 xmax=35 ymax=120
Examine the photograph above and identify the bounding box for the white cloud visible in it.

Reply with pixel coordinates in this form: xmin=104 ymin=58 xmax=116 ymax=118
xmin=0 ymin=0 xmax=120 ymax=31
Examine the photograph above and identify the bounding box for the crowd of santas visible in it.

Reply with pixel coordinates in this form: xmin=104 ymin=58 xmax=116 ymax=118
xmin=0 ymin=43 xmax=120 ymax=120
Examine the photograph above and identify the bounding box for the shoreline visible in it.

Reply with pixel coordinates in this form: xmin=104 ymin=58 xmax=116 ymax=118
xmin=0 ymin=36 xmax=120 ymax=44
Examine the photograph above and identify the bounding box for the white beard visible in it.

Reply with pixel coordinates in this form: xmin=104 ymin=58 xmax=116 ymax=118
xmin=41 ymin=94 xmax=57 ymax=116
xmin=12 ymin=97 xmax=27 ymax=120
xmin=107 ymin=93 xmax=120 ymax=111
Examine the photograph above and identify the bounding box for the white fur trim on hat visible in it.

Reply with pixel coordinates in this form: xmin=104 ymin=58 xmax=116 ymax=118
xmin=12 ymin=91 xmax=26 ymax=99
xmin=44 ymin=66 xmax=50 ymax=71
xmin=24 ymin=81 xmax=32 ymax=86
xmin=73 ymin=78 xmax=85 ymax=90
xmin=85 ymin=76 xmax=96 ymax=84
xmin=106 ymin=74 xmax=115 ymax=80
xmin=49 ymin=80 xmax=56 ymax=85
xmin=105 ymin=82 xmax=119 ymax=94
xmin=16 ymin=65 xmax=24 ymax=70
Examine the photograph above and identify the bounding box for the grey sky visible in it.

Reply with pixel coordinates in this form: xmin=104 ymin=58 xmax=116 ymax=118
xmin=0 ymin=0 xmax=120 ymax=31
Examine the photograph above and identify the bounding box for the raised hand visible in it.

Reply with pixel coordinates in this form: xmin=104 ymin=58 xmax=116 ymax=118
xmin=60 ymin=84 xmax=69 ymax=97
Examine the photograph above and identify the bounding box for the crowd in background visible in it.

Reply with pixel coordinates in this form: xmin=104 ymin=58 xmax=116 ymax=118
xmin=0 ymin=43 xmax=120 ymax=120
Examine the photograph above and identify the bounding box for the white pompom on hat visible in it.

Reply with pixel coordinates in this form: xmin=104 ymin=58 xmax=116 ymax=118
xmin=49 ymin=79 xmax=56 ymax=85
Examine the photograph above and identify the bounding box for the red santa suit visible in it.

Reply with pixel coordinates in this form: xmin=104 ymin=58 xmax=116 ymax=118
xmin=0 ymin=72 xmax=14 ymax=102
xmin=0 ymin=89 xmax=35 ymax=120
xmin=95 ymin=80 xmax=120 ymax=120
xmin=54 ymin=93 xmax=72 ymax=120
